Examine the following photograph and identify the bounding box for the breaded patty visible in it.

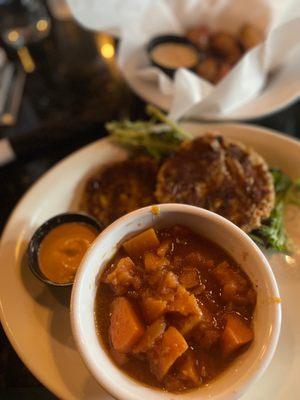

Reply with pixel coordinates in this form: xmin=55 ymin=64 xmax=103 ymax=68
xmin=82 ymin=157 xmax=158 ymax=227
xmin=155 ymin=134 xmax=275 ymax=232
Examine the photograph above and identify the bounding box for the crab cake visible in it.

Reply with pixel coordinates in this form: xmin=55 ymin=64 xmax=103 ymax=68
xmin=155 ymin=134 xmax=275 ymax=232
xmin=82 ymin=157 xmax=158 ymax=226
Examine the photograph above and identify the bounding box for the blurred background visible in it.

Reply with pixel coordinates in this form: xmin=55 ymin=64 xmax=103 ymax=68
xmin=0 ymin=0 xmax=300 ymax=398
xmin=0 ymin=1 xmax=141 ymax=398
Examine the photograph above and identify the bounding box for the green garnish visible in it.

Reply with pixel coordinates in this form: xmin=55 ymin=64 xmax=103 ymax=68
xmin=106 ymin=105 xmax=191 ymax=160
xmin=250 ymin=201 xmax=288 ymax=252
xmin=287 ymin=178 xmax=300 ymax=206
xmin=251 ymin=168 xmax=300 ymax=252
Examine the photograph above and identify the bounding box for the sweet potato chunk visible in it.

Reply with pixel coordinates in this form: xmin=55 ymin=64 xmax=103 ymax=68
xmin=185 ymin=252 xmax=214 ymax=271
xmin=105 ymin=257 xmax=140 ymax=294
xmin=193 ymin=325 xmax=221 ymax=350
xmin=142 ymin=296 xmax=167 ymax=323
xmin=198 ymin=350 xmax=217 ymax=380
xmin=133 ymin=317 xmax=166 ymax=354
xmin=221 ymin=314 xmax=253 ymax=357
xmin=213 ymin=261 xmax=255 ymax=305
xmin=199 ymin=304 xmax=214 ymax=324
xmin=150 ymin=327 xmax=188 ymax=380
xmin=177 ymin=350 xmax=199 ymax=385
xmin=110 ymin=297 xmax=145 ymax=353
xmin=163 ymin=351 xmax=200 ymax=392
xmin=144 ymin=252 xmax=169 ymax=272
xmin=163 ymin=375 xmax=186 ymax=393
xmin=110 ymin=348 xmax=129 ymax=366
xmin=168 ymin=286 xmax=201 ymax=316
xmin=157 ymin=239 xmax=172 ymax=257
xmin=176 ymin=314 xmax=202 ymax=336
xmin=184 ymin=251 xmax=203 ymax=266
xmin=179 ymin=267 xmax=199 ymax=289
xmin=213 ymin=261 xmax=247 ymax=289
xmin=162 ymin=271 xmax=179 ymax=290
xmin=123 ymin=228 xmax=160 ymax=258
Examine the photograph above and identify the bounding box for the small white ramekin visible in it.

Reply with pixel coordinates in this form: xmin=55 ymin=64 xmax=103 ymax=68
xmin=71 ymin=204 xmax=281 ymax=400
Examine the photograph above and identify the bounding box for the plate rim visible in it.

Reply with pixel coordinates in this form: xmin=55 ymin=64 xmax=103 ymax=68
xmin=125 ymin=73 xmax=300 ymax=121
xmin=0 ymin=139 xmax=111 ymax=400
xmin=0 ymin=121 xmax=300 ymax=399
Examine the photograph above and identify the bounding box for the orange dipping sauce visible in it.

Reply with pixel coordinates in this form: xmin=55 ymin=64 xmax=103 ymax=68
xmin=38 ymin=222 xmax=98 ymax=284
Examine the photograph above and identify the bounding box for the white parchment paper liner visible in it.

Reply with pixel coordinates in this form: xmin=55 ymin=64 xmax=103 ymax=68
xmin=67 ymin=0 xmax=300 ymax=120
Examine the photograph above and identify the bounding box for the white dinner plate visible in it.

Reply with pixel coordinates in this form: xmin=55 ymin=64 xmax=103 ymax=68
xmin=125 ymin=57 xmax=300 ymax=121
xmin=0 ymin=123 xmax=300 ymax=400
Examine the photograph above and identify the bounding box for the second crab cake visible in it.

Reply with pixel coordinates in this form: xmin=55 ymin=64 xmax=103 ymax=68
xmin=155 ymin=134 xmax=275 ymax=233
xmin=82 ymin=157 xmax=158 ymax=227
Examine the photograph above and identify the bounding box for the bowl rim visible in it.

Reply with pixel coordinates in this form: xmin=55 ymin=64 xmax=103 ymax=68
xmin=71 ymin=204 xmax=282 ymax=400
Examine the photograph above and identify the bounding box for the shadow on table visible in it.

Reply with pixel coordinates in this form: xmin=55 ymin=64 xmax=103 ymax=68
xmin=19 ymin=243 xmax=113 ymax=399
xmin=21 ymin=250 xmax=71 ymax=308
xmin=0 ymin=387 xmax=57 ymax=399
xmin=20 ymin=249 xmax=74 ymax=351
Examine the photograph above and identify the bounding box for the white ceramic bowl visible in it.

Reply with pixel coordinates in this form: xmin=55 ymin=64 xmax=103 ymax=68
xmin=71 ymin=204 xmax=281 ymax=400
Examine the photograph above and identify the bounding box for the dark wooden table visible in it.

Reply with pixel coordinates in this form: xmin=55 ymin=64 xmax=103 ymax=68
xmin=0 ymin=13 xmax=300 ymax=400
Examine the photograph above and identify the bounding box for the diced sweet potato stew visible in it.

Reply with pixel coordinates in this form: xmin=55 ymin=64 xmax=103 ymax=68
xmin=95 ymin=226 xmax=256 ymax=392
